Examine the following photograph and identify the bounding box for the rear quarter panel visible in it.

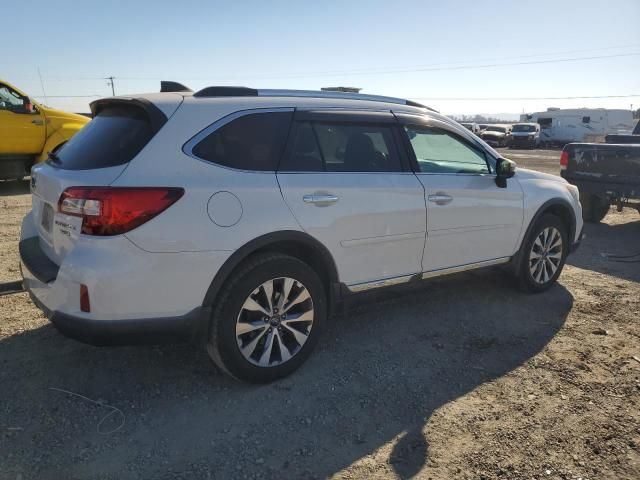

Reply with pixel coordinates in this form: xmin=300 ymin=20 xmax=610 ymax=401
xmin=115 ymin=102 xmax=302 ymax=253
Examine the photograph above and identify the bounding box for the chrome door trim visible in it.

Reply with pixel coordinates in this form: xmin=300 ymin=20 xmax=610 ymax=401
xmin=421 ymin=257 xmax=511 ymax=279
xmin=345 ymin=256 xmax=511 ymax=293
xmin=347 ymin=274 xmax=416 ymax=293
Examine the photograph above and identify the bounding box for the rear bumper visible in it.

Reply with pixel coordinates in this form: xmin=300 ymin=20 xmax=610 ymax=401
xmin=19 ymin=232 xmax=219 ymax=346
xmin=27 ymin=286 xmax=207 ymax=346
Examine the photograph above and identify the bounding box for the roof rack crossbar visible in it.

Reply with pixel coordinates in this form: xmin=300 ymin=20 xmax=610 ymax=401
xmin=191 ymin=86 xmax=434 ymax=111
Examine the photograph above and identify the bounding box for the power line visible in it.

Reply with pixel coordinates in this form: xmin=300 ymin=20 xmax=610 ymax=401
xmin=115 ymin=51 xmax=640 ymax=81
xmin=34 ymin=43 xmax=640 ymax=83
xmin=412 ymin=94 xmax=640 ymax=101
xmin=32 ymin=95 xmax=101 ymax=98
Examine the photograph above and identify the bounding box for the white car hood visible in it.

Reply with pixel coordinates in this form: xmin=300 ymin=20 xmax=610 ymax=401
xmin=515 ymin=168 xmax=567 ymax=184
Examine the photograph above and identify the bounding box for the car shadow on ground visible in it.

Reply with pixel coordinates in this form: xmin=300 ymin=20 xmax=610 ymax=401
xmin=0 ymin=179 xmax=30 ymax=197
xmin=568 ymin=214 xmax=640 ymax=283
xmin=0 ymin=269 xmax=572 ymax=480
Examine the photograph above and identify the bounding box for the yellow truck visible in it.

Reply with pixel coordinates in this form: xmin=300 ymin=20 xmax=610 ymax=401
xmin=0 ymin=79 xmax=89 ymax=180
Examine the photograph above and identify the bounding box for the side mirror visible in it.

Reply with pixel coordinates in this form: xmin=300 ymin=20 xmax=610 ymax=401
xmin=495 ymin=157 xmax=516 ymax=188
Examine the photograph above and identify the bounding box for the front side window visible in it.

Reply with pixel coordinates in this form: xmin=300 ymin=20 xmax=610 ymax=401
xmin=192 ymin=112 xmax=292 ymax=171
xmin=281 ymin=121 xmax=401 ymax=172
xmin=405 ymin=126 xmax=489 ymax=174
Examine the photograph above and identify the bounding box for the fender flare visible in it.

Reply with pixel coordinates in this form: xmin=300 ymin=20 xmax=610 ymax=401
xmin=201 ymin=230 xmax=339 ymax=308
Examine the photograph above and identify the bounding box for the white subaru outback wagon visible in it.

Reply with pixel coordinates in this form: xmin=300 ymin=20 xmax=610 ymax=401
xmin=20 ymin=84 xmax=583 ymax=383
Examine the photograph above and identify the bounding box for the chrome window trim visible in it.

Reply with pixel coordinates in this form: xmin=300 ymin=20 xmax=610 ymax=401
xmin=182 ymin=107 xmax=295 ymax=173
xmin=395 ymin=111 xmax=500 ymax=173
xmin=346 ymin=256 xmax=511 ymax=293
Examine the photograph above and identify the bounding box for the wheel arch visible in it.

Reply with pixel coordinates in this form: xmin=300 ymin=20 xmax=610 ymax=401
xmin=202 ymin=230 xmax=340 ymax=311
xmin=514 ymin=198 xmax=576 ymax=266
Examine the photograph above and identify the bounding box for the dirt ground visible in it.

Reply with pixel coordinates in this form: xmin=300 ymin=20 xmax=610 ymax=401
xmin=1 ymin=149 xmax=639 ymax=480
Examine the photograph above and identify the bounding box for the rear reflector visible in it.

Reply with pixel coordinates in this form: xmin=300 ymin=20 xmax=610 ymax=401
xmin=80 ymin=284 xmax=91 ymax=312
xmin=560 ymin=150 xmax=569 ymax=170
xmin=58 ymin=187 xmax=184 ymax=236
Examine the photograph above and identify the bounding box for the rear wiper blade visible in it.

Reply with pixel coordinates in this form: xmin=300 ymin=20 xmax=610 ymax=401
xmin=47 ymin=151 xmax=62 ymax=164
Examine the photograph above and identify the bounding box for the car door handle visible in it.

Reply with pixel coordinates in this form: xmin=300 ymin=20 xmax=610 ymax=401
xmin=31 ymin=119 xmax=44 ymax=125
xmin=428 ymin=194 xmax=453 ymax=205
xmin=303 ymin=194 xmax=339 ymax=205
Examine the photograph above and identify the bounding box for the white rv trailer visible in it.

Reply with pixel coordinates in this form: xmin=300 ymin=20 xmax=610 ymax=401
xmin=519 ymin=108 xmax=635 ymax=145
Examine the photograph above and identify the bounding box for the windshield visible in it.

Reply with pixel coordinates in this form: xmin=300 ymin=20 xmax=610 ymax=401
xmin=512 ymin=124 xmax=536 ymax=132
xmin=486 ymin=126 xmax=506 ymax=133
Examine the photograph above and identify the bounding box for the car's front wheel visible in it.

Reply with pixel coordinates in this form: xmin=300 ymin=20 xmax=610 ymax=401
xmin=207 ymin=253 xmax=326 ymax=383
xmin=517 ymin=214 xmax=568 ymax=292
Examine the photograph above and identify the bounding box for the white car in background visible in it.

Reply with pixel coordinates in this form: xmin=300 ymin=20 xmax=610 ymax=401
xmin=20 ymin=85 xmax=583 ymax=382
xmin=510 ymin=123 xmax=541 ymax=149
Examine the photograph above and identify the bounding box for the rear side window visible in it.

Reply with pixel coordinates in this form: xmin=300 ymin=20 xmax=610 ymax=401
xmin=191 ymin=112 xmax=292 ymax=171
xmin=281 ymin=121 xmax=401 ymax=172
xmin=51 ymin=105 xmax=153 ymax=170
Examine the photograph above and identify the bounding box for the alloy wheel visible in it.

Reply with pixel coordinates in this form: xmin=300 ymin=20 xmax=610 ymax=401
xmin=235 ymin=277 xmax=314 ymax=367
xmin=529 ymin=226 xmax=563 ymax=284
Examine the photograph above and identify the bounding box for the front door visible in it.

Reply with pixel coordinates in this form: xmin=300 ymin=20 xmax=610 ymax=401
xmin=277 ymin=111 xmax=426 ymax=287
xmin=0 ymin=83 xmax=46 ymax=154
xmin=399 ymin=117 xmax=524 ymax=272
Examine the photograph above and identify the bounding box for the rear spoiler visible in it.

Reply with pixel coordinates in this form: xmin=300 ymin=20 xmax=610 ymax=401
xmin=160 ymin=81 xmax=192 ymax=93
xmin=89 ymin=98 xmax=168 ymax=132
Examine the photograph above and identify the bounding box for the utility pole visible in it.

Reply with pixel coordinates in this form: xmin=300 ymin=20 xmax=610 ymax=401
xmin=105 ymin=76 xmax=116 ymax=96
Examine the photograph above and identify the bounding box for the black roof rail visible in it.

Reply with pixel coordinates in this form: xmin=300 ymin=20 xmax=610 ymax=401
xmin=193 ymin=86 xmax=258 ymax=98
xmin=191 ymin=86 xmax=437 ymax=111
xmin=160 ymin=81 xmax=193 ymax=93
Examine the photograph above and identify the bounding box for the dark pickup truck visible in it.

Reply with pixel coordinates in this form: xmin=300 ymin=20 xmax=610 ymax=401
xmin=560 ymin=120 xmax=640 ymax=222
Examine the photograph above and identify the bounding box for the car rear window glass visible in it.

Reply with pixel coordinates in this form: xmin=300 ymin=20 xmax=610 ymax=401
xmin=50 ymin=105 xmax=154 ymax=170
xmin=281 ymin=121 xmax=401 ymax=172
xmin=191 ymin=112 xmax=293 ymax=171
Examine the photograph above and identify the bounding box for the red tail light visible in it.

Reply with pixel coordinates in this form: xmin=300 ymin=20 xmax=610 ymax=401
xmin=560 ymin=150 xmax=569 ymax=170
xmin=58 ymin=187 xmax=184 ymax=236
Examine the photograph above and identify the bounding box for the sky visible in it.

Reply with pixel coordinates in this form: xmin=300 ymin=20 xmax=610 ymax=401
xmin=3 ymin=0 xmax=639 ymax=117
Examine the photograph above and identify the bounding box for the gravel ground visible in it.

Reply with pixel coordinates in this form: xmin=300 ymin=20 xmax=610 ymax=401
xmin=1 ymin=149 xmax=639 ymax=480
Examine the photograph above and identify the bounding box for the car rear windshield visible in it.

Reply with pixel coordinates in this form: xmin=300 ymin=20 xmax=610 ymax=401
xmin=49 ymin=105 xmax=154 ymax=170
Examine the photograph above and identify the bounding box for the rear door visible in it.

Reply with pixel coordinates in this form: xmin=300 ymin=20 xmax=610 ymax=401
xmin=396 ymin=114 xmax=523 ymax=272
xmin=277 ymin=110 xmax=426 ymax=287
xmin=30 ymin=100 xmax=164 ymax=265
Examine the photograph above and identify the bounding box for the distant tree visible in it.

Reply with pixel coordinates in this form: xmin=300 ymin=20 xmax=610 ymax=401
xmin=634 ymin=108 xmax=640 ymax=119
xmin=449 ymin=114 xmax=514 ymax=124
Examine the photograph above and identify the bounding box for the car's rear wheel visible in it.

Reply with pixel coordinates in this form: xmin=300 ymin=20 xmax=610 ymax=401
xmin=580 ymin=193 xmax=609 ymax=223
xmin=517 ymin=214 xmax=568 ymax=292
xmin=207 ymin=253 xmax=326 ymax=383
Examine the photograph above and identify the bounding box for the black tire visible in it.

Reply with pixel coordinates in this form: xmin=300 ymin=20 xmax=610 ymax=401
xmin=207 ymin=253 xmax=326 ymax=383
xmin=580 ymin=193 xmax=609 ymax=223
xmin=516 ymin=214 xmax=569 ymax=293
